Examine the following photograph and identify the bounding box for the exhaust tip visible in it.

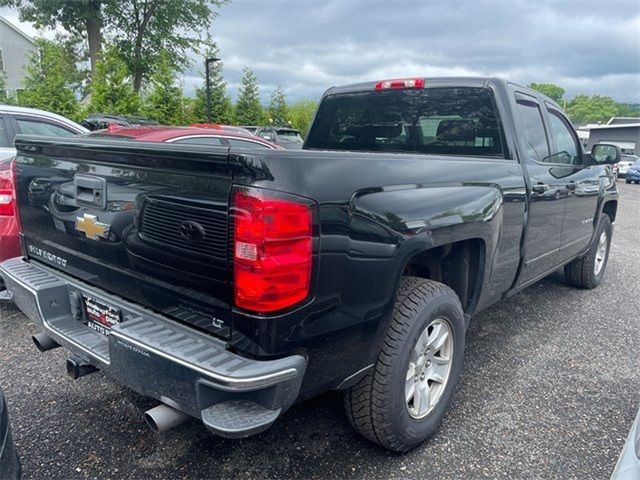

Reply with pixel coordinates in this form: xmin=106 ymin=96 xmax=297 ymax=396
xmin=144 ymin=411 xmax=160 ymax=433
xmin=144 ymin=404 xmax=191 ymax=433
xmin=32 ymin=332 xmax=60 ymax=352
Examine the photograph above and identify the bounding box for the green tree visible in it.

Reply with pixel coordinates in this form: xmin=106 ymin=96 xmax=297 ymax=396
xmin=19 ymin=39 xmax=80 ymax=118
xmin=267 ymin=85 xmax=288 ymax=126
xmin=188 ymin=45 xmax=233 ymax=124
xmin=142 ymin=51 xmax=184 ymax=125
xmin=566 ymin=94 xmax=624 ymax=125
xmin=0 ymin=72 xmax=10 ymax=104
xmin=234 ymin=67 xmax=264 ymax=125
xmin=106 ymin=0 xmax=227 ymax=93
xmin=88 ymin=46 xmax=140 ymax=116
xmin=0 ymin=0 xmax=106 ymax=76
xmin=528 ymin=82 xmax=566 ymax=105
xmin=288 ymin=99 xmax=318 ymax=138
xmin=190 ymin=86 xmax=233 ymax=124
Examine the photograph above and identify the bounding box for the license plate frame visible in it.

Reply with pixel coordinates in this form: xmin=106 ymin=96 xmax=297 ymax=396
xmin=81 ymin=294 xmax=121 ymax=336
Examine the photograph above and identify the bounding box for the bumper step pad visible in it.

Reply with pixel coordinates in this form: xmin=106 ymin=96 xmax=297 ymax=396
xmin=201 ymin=400 xmax=281 ymax=439
xmin=0 ymin=257 xmax=307 ymax=439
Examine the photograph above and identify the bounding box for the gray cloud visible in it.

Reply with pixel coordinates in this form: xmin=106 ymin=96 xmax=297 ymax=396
xmin=3 ymin=1 xmax=639 ymax=103
xmin=195 ymin=0 xmax=640 ymax=103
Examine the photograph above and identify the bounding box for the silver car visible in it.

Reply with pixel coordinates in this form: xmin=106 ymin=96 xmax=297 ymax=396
xmin=617 ymin=154 xmax=640 ymax=178
xmin=0 ymin=105 xmax=87 ymax=161
xmin=611 ymin=408 xmax=640 ymax=479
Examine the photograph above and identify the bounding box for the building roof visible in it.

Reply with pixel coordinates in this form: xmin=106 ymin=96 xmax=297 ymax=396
xmin=607 ymin=117 xmax=640 ymax=125
xmin=0 ymin=16 xmax=36 ymax=45
xmin=587 ymin=123 xmax=640 ymax=130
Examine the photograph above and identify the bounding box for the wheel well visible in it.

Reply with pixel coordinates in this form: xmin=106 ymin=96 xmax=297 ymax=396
xmin=602 ymin=201 xmax=617 ymax=223
xmin=402 ymin=239 xmax=483 ymax=313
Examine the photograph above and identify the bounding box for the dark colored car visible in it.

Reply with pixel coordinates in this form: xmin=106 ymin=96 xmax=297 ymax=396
xmin=2 ymin=77 xmax=619 ymax=452
xmin=255 ymin=126 xmax=304 ymax=149
xmin=0 ymin=388 xmax=20 ymax=479
xmin=80 ymin=114 xmax=159 ymax=132
xmin=624 ymin=160 xmax=640 ymax=183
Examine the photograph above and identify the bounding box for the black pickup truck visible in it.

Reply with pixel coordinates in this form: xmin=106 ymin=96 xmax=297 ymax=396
xmin=1 ymin=77 xmax=620 ymax=452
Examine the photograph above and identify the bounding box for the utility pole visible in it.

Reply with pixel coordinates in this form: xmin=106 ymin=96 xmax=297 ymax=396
xmin=205 ymin=57 xmax=221 ymax=123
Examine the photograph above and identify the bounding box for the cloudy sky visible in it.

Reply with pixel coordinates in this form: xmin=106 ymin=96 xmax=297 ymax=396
xmin=2 ymin=0 xmax=639 ymax=103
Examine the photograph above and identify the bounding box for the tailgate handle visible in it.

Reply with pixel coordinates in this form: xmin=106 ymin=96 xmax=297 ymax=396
xmin=74 ymin=175 xmax=107 ymax=209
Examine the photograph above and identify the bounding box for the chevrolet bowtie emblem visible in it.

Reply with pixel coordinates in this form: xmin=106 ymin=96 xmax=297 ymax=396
xmin=75 ymin=214 xmax=110 ymax=240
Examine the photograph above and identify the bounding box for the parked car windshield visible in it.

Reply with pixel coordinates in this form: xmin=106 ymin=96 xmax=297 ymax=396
xmin=306 ymin=86 xmax=505 ymax=158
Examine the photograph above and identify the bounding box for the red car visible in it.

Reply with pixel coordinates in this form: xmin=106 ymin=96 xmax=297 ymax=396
xmin=92 ymin=125 xmax=282 ymax=149
xmin=0 ymin=161 xmax=19 ymax=266
xmin=0 ymin=126 xmax=280 ymax=269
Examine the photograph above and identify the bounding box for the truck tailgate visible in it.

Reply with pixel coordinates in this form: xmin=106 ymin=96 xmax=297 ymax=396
xmin=14 ymin=136 xmax=234 ymax=338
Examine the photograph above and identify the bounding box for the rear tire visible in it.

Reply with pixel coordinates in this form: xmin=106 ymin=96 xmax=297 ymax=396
xmin=344 ymin=277 xmax=465 ymax=452
xmin=564 ymin=215 xmax=611 ymax=289
xmin=626 ymin=179 xmax=631 ymax=184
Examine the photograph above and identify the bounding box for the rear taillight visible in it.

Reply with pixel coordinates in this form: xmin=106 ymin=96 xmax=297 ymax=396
xmin=233 ymin=188 xmax=313 ymax=313
xmin=0 ymin=160 xmax=16 ymax=217
xmin=374 ymin=78 xmax=425 ymax=91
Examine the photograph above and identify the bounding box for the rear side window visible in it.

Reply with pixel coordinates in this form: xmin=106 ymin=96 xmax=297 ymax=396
xmin=305 ymin=87 xmax=506 ymax=157
xmin=16 ymin=118 xmax=77 ymax=137
xmin=226 ymin=138 xmax=271 ymax=149
xmin=173 ymin=136 xmax=226 ymax=146
xmin=515 ymin=100 xmax=550 ymax=162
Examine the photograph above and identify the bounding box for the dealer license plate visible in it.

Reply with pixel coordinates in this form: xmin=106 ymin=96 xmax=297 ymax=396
xmin=82 ymin=294 xmax=121 ymax=336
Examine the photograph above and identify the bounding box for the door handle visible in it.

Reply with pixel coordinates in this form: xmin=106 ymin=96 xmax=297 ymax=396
xmin=532 ymin=183 xmax=547 ymax=194
xmin=566 ymin=181 xmax=576 ymax=190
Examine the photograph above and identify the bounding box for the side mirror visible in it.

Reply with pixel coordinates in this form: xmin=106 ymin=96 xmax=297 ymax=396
xmin=591 ymin=143 xmax=621 ymax=165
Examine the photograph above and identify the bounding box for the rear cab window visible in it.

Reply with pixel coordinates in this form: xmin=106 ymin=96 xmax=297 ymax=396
xmin=305 ymin=86 xmax=506 ymax=158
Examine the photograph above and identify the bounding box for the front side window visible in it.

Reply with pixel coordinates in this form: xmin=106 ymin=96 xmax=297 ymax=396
xmin=16 ymin=118 xmax=77 ymax=137
xmin=547 ymin=109 xmax=580 ymax=165
xmin=515 ymin=100 xmax=550 ymax=162
xmin=306 ymin=87 xmax=506 ymax=157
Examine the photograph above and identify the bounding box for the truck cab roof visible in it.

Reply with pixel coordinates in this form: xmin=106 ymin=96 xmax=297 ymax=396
xmin=324 ymin=76 xmax=562 ymax=109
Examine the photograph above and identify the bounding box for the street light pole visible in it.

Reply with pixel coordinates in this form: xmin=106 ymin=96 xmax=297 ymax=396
xmin=205 ymin=57 xmax=221 ymax=124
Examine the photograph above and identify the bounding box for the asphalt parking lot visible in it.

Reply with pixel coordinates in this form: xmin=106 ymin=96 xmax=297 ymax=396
xmin=1 ymin=181 xmax=638 ymax=480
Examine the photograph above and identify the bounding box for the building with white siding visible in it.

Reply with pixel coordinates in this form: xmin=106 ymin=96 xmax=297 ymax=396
xmin=0 ymin=16 xmax=37 ymax=96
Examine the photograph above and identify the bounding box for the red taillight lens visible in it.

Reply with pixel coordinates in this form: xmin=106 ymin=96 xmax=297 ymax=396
xmin=374 ymin=78 xmax=425 ymax=91
xmin=233 ymin=188 xmax=313 ymax=313
xmin=0 ymin=161 xmax=16 ymax=217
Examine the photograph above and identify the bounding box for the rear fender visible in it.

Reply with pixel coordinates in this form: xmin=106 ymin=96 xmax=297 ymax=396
xmin=352 ymin=184 xmax=502 ymax=261
xmin=352 ymin=185 xmax=503 ymax=354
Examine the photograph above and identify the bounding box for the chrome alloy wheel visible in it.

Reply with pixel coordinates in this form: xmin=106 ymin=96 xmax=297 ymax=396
xmin=594 ymin=231 xmax=608 ymax=276
xmin=405 ymin=318 xmax=454 ymax=419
